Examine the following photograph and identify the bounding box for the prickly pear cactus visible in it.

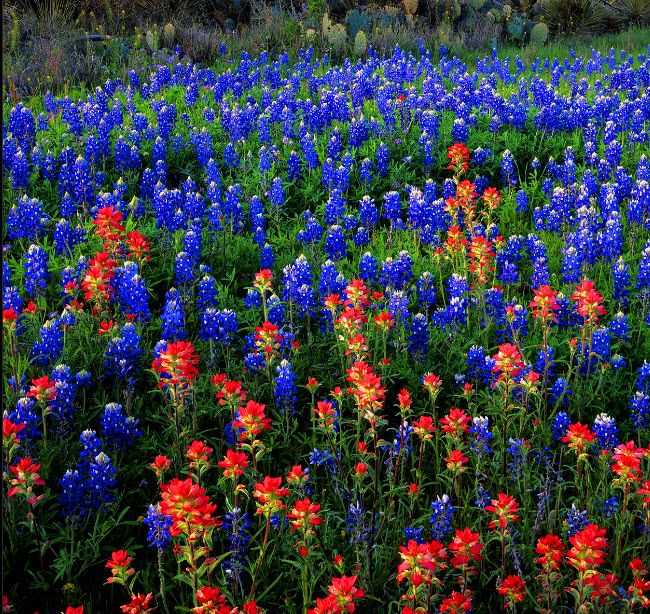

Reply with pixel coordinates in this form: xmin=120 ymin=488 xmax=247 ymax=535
xmin=322 ymin=12 xmax=332 ymax=35
xmin=327 ymin=23 xmax=348 ymax=50
xmin=469 ymin=0 xmax=486 ymax=9
xmin=403 ymin=0 xmax=419 ymax=15
xmin=345 ymin=9 xmax=371 ymax=39
xmin=145 ymin=28 xmax=159 ymax=53
xmin=507 ymin=13 xmax=524 ymax=41
xmin=163 ymin=23 xmax=175 ymax=47
xmin=354 ymin=30 xmax=368 ymax=55
xmin=487 ymin=7 xmax=503 ymax=22
xmin=529 ymin=21 xmax=549 ymax=45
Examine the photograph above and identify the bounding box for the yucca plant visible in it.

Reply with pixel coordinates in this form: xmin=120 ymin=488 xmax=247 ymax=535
xmin=543 ymin=0 xmax=606 ymax=33
xmin=605 ymin=0 xmax=650 ymax=27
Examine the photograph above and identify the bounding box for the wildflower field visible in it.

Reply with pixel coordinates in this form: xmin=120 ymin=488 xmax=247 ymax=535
xmin=3 ymin=38 xmax=650 ymax=614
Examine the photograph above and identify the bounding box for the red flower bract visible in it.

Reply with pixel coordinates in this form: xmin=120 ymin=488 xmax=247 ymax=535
xmin=160 ymin=478 xmax=219 ymax=537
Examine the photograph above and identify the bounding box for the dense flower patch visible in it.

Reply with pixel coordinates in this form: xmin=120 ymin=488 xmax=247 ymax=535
xmin=3 ymin=41 xmax=650 ymax=612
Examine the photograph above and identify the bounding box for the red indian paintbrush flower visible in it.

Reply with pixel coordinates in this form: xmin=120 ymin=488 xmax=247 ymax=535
xmin=217 ymin=449 xmax=249 ymax=479
xmin=253 ymin=269 xmax=273 ymax=292
xmin=125 ymin=230 xmax=150 ymax=262
xmin=254 ymin=321 xmax=283 ymax=357
xmin=82 ymin=251 xmax=117 ymax=304
xmin=498 ymin=575 xmax=526 ymax=606
xmin=313 ymin=400 xmax=337 ymax=430
xmin=7 ymin=457 xmax=45 ymax=505
xmin=440 ymin=408 xmax=471 ymax=436
xmin=373 ymin=311 xmax=394 ymax=331
xmin=535 ymin=534 xmax=565 ymax=571
xmin=186 ymin=440 xmax=213 ymax=466
xmin=106 ymin=550 xmax=134 ymax=584
xmin=422 ymin=372 xmax=443 ymax=401
xmin=343 ymin=279 xmax=370 ymax=310
xmin=287 ymin=465 xmax=311 ymax=487
xmin=152 ymin=340 xmax=200 ymax=402
xmin=566 ymin=523 xmax=608 ymax=572
xmin=120 ymin=593 xmax=154 ymax=614
xmin=412 ymin=416 xmax=436 ymax=439
xmin=233 ymin=400 xmax=272 ymax=440
xmin=160 ymin=478 xmax=219 ymax=536
xmin=571 ymin=279 xmax=607 ymax=325
xmin=3 ymin=418 xmax=25 ymax=449
xmin=286 ymin=497 xmax=324 ymax=533
xmin=562 ymin=422 xmax=595 ymax=454
xmin=447 ymin=143 xmax=470 ymax=174
xmin=397 ymin=539 xmax=448 ymax=585
xmin=628 ymin=558 xmax=650 ymax=609
xmin=445 ymin=449 xmax=469 ymax=473
xmin=327 ymin=575 xmax=365 ymax=613
xmin=150 ymin=455 xmax=171 ymax=480
xmin=529 ymin=285 xmax=560 ymax=325
xmin=27 ymin=375 xmax=57 ymax=403
xmin=485 ymin=493 xmax=521 ymax=531
xmin=439 ymin=591 xmax=472 ymax=613
xmin=611 ymin=440 xmax=645 ymax=484
xmin=93 ymin=205 xmax=124 ymax=243
xmin=492 ymin=343 xmax=525 ymax=382
xmin=191 ymin=585 xmax=228 ymax=614
xmin=211 ymin=373 xmax=247 ymax=407
xmin=482 ymin=186 xmax=501 ymax=210
xmin=253 ymin=476 xmax=290 ymax=517
xmin=449 ymin=528 xmax=484 ymax=570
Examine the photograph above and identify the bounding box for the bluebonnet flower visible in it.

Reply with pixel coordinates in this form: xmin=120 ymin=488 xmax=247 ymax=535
xmin=359 ymin=252 xmax=378 ymax=283
xmin=222 ymin=507 xmax=252 ymax=582
xmin=114 ymin=262 xmax=151 ymax=321
xmin=161 ymin=288 xmax=185 ymax=341
xmin=103 ymin=323 xmax=142 ymax=388
xmin=501 ymin=149 xmax=518 ymax=186
xmin=551 ymin=411 xmax=571 ymax=441
xmin=24 ymin=245 xmax=49 ymax=298
xmin=593 ymin=413 xmax=620 ymax=452
xmin=48 ymin=364 xmax=79 ymax=424
xmin=260 ymin=243 xmax=275 ymax=269
xmin=324 ymin=190 xmax=346 ymax=225
xmin=324 ymin=225 xmax=347 ymax=261
xmin=596 ymin=496 xmax=619 ymax=518
xmin=416 ymin=272 xmax=436 ymax=311
xmin=375 ymin=142 xmax=390 ymax=176
xmin=430 ymin=494 xmax=455 ymax=540
xmin=53 ymin=220 xmax=86 ymax=256
xmin=309 ymin=448 xmax=337 ymax=475
xmin=566 ymin=504 xmax=588 ymax=537
xmin=470 ymin=416 xmax=494 ymax=458
xmin=6 ymin=196 xmax=49 ymax=241
xmin=269 ymin=177 xmax=285 ymax=209
xmin=404 ymin=527 xmax=425 ymax=544
xmin=474 ymin=484 xmax=491 ymax=509
xmin=384 ymin=421 xmax=415 ymax=474
xmin=387 ymin=290 xmax=410 ymax=323
xmin=200 ymin=308 xmax=238 ymax=345
xmin=8 ymin=396 xmax=41 ymax=442
xmin=143 ymin=504 xmax=173 ymax=550
xmin=60 ymin=430 xmax=117 ymax=518
xmin=408 ymin=313 xmax=429 ymax=359
xmin=630 ymin=391 xmax=649 ymax=430
xmin=274 ymin=359 xmax=297 ymax=415
xmin=100 ymin=403 xmax=142 ymax=452
xmin=508 ymin=438 xmax=527 ymax=480
xmin=30 ymin=317 xmax=64 ymax=366
xmin=346 ymin=500 xmax=371 ymax=545
xmin=197 ymin=275 xmax=218 ymax=311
